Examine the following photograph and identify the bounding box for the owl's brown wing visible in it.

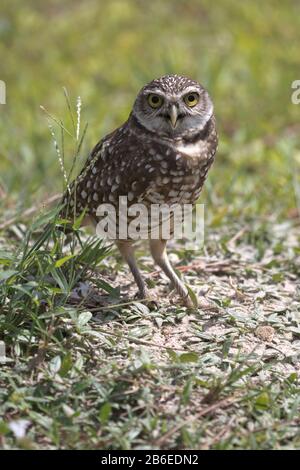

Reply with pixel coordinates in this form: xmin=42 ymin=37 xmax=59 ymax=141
xmin=60 ymin=132 xmax=109 ymax=220
xmin=61 ymin=122 xmax=158 ymax=222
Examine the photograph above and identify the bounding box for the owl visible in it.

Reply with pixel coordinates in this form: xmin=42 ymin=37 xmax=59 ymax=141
xmin=62 ymin=75 xmax=218 ymax=307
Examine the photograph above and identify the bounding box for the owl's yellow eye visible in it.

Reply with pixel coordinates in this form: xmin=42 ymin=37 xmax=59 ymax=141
xmin=184 ymin=92 xmax=199 ymax=107
xmin=147 ymin=94 xmax=163 ymax=109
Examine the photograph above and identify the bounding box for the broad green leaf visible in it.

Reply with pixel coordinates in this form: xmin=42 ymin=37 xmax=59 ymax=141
xmin=179 ymin=352 xmax=199 ymax=363
xmin=49 ymin=355 xmax=61 ymax=375
xmin=59 ymin=353 xmax=73 ymax=377
xmin=77 ymin=311 xmax=92 ymax=327
xmin=55 ymin=254 xmax=76 ymax=268
xmin=99 ymin=403 xmax=111 ymax=424
xmin=186 ymin=284 xmax=198 ymax=308
xmin=255 ymin=392 xmax=270 ymax=410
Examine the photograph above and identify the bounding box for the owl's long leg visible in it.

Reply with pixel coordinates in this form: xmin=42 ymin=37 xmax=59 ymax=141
xmin=149 ymin=239 xmax=196 ymax=307
xmin=116 ymin=241 xmax=148 ymax=300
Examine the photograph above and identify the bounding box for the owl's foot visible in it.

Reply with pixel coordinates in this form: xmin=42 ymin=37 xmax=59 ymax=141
xmin=169 ymin=291 xmax=196 ymax=308
xmin=182 ymin=294 xmax=198 ymax=309
xmin=134 ymin=289 xmax=158 ymax=310
xmin=181 ymin=294 xmax=214 ymax=310
xmin=169 ymin=281 xmax=176 ymax=292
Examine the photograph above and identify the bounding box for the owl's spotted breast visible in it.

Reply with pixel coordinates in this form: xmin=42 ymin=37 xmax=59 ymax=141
xmin=141 ymin=117 xmax=217 ymax=206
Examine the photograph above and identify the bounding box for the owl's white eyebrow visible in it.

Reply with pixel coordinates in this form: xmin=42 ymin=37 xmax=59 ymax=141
xmin=143 ymin=87 xmax=201 ymax=98
xmin=143 ymin=88 xmax=166 ymax=96
xmin=179 ymin=86 xmax=201 ymax=96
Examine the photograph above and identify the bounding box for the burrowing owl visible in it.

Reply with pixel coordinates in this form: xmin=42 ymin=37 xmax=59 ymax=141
xmin=62 ymin=75 xmax=218 ymax=306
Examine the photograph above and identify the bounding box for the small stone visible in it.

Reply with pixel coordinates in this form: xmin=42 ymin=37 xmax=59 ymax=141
xmin=255 ymin=326 xmax=275 ymax=342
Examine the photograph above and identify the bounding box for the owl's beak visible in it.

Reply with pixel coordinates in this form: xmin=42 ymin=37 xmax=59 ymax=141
xmin=169 ymin=105 xmax=178 ymax=128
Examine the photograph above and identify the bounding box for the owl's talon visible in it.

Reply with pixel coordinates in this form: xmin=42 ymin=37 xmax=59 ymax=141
xmin=182 ymin=295 xmax=213 ymax=310
xmin=169 ymin=281 xmax=176 ymax=292
xmin=145 ymin=297 xmax=159 ymax=310
xmin=134 ymin=290 xmax=158 ymax=310
xmin=180 ymin=294 xmax=198 ymax=309
xmin=162 ymin=281 xmax=175 ymax=294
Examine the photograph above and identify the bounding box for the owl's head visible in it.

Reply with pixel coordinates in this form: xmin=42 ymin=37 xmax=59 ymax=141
xmin=132 ymin=75 xmax=214 ymax=139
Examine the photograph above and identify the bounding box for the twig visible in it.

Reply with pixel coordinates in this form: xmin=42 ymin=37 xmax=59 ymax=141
xmin=206 ymin=416 xmax=236 ymax=447
xmin=148 ymin=259 xmax=242 ymax=277
xmin=227 ymin=226 xmax=248 ymax=251
xmin=239 ymin=418 xmax=300 ymax=440
xmin=0 ymin=182 xmax=7 ymax=199
xmin=0 ymin=193 xmax=62 ymax=231
xmin=154 ymin=395 xmax=236 ymax=447
xmin=91 ymin=326 xmax=192 ymax=353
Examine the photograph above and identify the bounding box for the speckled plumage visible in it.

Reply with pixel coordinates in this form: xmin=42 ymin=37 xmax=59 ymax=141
xmin=62 ymin=74 xmax=218 ymax=306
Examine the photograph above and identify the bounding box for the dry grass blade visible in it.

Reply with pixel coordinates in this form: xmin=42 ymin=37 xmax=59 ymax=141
xmin=0 ymin=193 xmax=61 ymax=231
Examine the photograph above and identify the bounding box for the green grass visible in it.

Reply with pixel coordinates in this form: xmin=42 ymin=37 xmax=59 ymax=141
xmin=1 ymin=0 xmax=300 ymax=450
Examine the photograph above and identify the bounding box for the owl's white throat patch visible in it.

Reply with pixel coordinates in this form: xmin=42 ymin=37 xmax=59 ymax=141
xmin=175 ymin=140 xmax=208 ymax=159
